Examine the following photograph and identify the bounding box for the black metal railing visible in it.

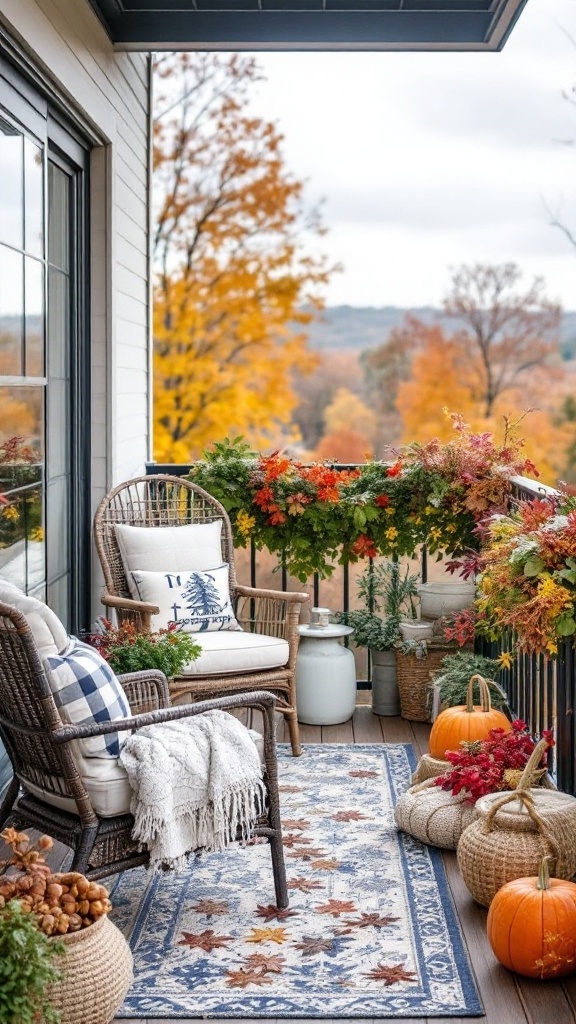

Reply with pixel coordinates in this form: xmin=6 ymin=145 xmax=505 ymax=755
xmin=149 ymin=463 xmax=576 ymax=793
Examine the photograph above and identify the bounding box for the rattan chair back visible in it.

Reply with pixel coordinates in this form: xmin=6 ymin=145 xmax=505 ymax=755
xmin=94 ymin=474 xmax=237 ymax=603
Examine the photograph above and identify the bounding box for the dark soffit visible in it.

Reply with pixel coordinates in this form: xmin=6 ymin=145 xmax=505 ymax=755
xmin=87 ymin=0 xmax=531 ymax=51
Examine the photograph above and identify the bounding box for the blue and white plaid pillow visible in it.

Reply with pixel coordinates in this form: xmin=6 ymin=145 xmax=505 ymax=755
xmin=44 ymin=639 xmax=131 ymax=758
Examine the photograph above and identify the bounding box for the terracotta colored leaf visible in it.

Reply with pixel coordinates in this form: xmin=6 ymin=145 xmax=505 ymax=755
xmin=287 ymin=877 xmax=325 ymax=893
xmin=287 ymin=847 xmax=326 ymax=860
xmin=244 ymin=953 xmax=286 ymax=973
xmin=256 ymin=904 xmax=299 ymax=923
xmin=190 ymin=899 xmax=229 ymax=916
xmin=310 ymin=858 xmax=340 ymax=871
xmin=178 ymin=929 xmax=233 ymax=952
xmin=245 ymin=926 xmax=289 ymax=944
xmin=316 ymin=899 xmax=357 ymax=917
xmin=282 ymin=834 xmax=312 ymax=848
xmin=282 ymin=819 xmax=311 ymax=831
xmin=225 ymin=968 xmax=274 ymax=989
xmin=332 ymin=810 xmax=370 ymax=822
xmin=294 ymin=935 xmax=335 ymax=956
xmin=364 ymin=961 xmax=418 ymax=985
xmin=343 ymin=912 xmax=400 ymax=929
xmin=348 ymin=770 xmax=379 ymax=778
xmin=278 ymin=785 xmax=303 ymax=793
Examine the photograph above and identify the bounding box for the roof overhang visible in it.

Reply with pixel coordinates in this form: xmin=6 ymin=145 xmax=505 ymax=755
xmin=88 ymin=0 xmax=531 ymax=51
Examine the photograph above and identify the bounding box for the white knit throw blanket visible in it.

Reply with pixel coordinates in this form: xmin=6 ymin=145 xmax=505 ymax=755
xmin=119 ymin=710 xmax=265 ymax=870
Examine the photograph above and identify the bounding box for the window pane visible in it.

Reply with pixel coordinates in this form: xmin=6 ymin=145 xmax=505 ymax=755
xmin=0 ymin=389 xmax=45 ymax=593
xmin=0 ymin=119 xmax=23 ymax=250
xmin=25 ymin=256 xmax=44 ymax=376
xmin=0 ymin=246 xmax=23 ymax=376
xmin=24 ymin=138 xmax=43 ymax=257
xmin=47 ymin=267 xmax=68 ymax=380
xmin=48 ymin=163 xmax=69 ymax=272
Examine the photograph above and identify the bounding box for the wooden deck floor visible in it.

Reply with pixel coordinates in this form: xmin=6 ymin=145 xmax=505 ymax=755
xmin=42 ymin=701 xmax=576 ymax=1024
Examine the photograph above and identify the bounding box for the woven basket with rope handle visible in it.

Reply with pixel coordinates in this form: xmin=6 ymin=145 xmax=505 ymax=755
xmin=394 ymin=775 xmax=478 ymax=850
xmin=457 ymin=738 xmax=576 ymax=906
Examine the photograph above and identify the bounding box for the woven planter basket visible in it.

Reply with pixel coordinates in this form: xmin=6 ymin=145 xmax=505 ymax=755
xmin=48 ymin=915 xmax=133 ymax=1024
xmin=457 ymin=740 xmax=576 ymax=907
xmin=394 ymin=777 xmax=478 ymax=850
xmin=411 ymin=753 xmax=451 ymax=785
xmin=395 ymin=645 xmax=454 ymax=722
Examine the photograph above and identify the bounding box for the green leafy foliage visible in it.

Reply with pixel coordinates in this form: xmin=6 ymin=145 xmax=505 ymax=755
xmin=431 ymin=651 xmax=506 ymax=709
xmin=87 ymin=620 xmax=201 ymax=676
xmin=336 ymin=560 xmax=420 ymax=650
xmin=0 ymin=900 xmax=64 ymax=1024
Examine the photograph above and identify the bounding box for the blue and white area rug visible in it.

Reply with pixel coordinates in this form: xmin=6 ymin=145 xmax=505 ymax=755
xmin=111 ymin=743 xmax=483 ymax=1018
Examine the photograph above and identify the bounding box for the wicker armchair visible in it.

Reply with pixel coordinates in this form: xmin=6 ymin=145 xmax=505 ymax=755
xmin=0 ymin=601 xmax=288 ymax=905
xmin=93 ymin=475 xmax=309 ymax=756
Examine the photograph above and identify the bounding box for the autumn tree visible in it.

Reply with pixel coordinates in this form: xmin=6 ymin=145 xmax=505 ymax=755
xmin=291 ymin=350 xmax=363 ymax=451
xmin=443 ymin=263 xmax=562 ymax=416
xmin=314 ymin=387 xmax=377 ymax=461
xmin=360 ymin=315 xmax=430 ymax=448
xmin=396 ymin=327 xmax=477 ymax=443
xmin=153 ymin=53 xmax=333 ymax=462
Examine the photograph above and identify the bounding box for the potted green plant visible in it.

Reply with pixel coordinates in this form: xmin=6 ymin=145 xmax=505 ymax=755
xmin=86 ymin=618 xmax=201 ymax=677
xmin=0 ymin=898 xmax=64 ymax=1024
xmin=338 ymin=560 xmax=419 ymax=716
xmin=429 ymin=650 xmax=507 ymax=720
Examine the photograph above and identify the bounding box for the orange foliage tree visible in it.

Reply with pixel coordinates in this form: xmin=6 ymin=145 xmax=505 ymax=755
xmin=152 ymin=53 xmax=334 ymax=462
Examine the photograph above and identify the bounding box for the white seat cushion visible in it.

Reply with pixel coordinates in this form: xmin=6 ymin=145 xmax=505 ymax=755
xmin=23 ymin=728 xmax=264 ymax=818
xmin=179 ymin=630 xmax=289 ymax=676
xmin=0 ymin=580 xmax=69 ymax=657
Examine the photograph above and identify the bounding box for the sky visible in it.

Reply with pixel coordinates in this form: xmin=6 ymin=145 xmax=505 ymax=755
xmin=247 ymin=0 xmax=576 ymax=311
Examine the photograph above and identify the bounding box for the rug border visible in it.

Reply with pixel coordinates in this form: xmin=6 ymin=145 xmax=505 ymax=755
xmin=114 ymin=742 xmax=485 ymax=1019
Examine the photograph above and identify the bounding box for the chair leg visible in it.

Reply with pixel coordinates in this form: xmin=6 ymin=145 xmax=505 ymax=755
xmin=285 ymin=710 xmax=302 ymax=757
xmin=0 ymin=775 xmax=19 ymax=829
xmin=70 ymin=824 xmax=101 ymax=874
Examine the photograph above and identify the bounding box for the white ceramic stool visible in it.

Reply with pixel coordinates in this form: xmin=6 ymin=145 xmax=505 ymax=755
xmin=296 ymin=624 xmax=356 ymax=725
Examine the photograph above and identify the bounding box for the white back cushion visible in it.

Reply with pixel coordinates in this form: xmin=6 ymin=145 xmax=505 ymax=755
xmin=114 ymin=521 xmax=224 ymax=599
xmin=0 ymin=580 xmax=69 ymax=657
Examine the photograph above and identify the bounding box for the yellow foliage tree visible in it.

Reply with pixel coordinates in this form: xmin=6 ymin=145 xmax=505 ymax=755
xmin=153 ymin=53 xmax=333 ymax=461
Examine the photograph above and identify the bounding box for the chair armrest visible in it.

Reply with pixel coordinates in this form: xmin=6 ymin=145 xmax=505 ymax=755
xmin=52 ymin=690 xmax=279 ymax=754
xmin=236 ymin=585 xmax=309 ymax=605
xmin=100 ymin=592 xmax=158 ymax=630
xmin=119 ymin=670 xmax=170 ymax=713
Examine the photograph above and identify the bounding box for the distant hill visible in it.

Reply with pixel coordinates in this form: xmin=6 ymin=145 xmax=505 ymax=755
xmin=305 ymin=305 xmax=576 ymax=360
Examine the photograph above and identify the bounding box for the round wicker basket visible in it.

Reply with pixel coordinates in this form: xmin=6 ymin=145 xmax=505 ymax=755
xmin=395 ymin=645 xmax=454 ymax=722
xmin=457 ymin=740 xmax=576 ymax=907
xmin=395 ymin=777 xmax=478 ymax=850
xmin=411 ymin=753 xmax=450 ymax=784
xmin=48 ymin=915 xmax=133 ymax=1024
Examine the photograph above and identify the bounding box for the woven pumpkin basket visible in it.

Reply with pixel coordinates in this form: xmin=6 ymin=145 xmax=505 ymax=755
xmin=394 ymin=777 xmax=478 ymax=850
xmin=411 ymin=752 xmax=451 ymax=785
xmin=395 ymin=644 xmax=454 ymax=722
xmin=457 ymin=740 xmax=576 ymax=907
xmin=48 ymin=915 xmax=133 ymax=1024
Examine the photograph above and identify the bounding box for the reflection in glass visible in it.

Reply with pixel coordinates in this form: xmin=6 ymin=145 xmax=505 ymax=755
xmin=47 ymin=267 xmax=69 ymax=380
xmin=0 ymin=246 xmax=23 ymax=376
xmin=48 ymin=163 xmax=69 ymax=272
xmin=0 ymin=119 xmax=23 ymax=249
xmin=0 ymin=389 xmax=45 ymax=594
xmin=24 ymin=138 xmax=44 ymax=257
xmin=25 ymin=257 xmax=44 ymax=376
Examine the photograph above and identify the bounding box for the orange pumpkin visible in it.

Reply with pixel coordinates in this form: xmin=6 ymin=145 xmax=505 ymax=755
xmin=428 ymin=674 xmax=511 ymax=759
xmin=487 ymin=856 xmax=576 ymax=978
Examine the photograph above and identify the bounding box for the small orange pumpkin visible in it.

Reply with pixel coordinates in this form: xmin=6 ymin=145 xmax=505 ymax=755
xmin=487 ymin=856 xmax=576 ymax=978
xmin=428 ymin=674 xmax=510 ymax=759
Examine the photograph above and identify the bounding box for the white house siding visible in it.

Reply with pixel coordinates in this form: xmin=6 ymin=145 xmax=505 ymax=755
xmin=0 ymin=0 xmax=151 ymax=620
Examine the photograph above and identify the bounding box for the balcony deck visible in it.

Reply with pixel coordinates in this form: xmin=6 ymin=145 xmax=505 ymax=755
xmin=106 ymin=698 xmax=576 ymax=1024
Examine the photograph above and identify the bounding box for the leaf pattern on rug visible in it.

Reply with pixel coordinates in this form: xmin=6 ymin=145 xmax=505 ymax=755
xmin=189 ymin=899 xmax=229 ymax=917
xmin=177 ymin=929 xmax=233 ymax=952
xmin=255 ymin=904 xmax=299 ymax=923
xmin=111 ymin=744 xmax=483 ymax=1018
xmin=245 ymin=926 xmax=289 ymax=944
xmin=364 ymin=962 xmax=419 ymax=985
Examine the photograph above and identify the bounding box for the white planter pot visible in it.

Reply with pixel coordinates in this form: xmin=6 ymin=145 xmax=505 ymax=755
xmin=418 ymin=582 xmax=475 ymax=620
xmin=399 ymin=620 xmax=434 ymax=642
xmin=370 ymin=648 xmax=400 ymax=716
